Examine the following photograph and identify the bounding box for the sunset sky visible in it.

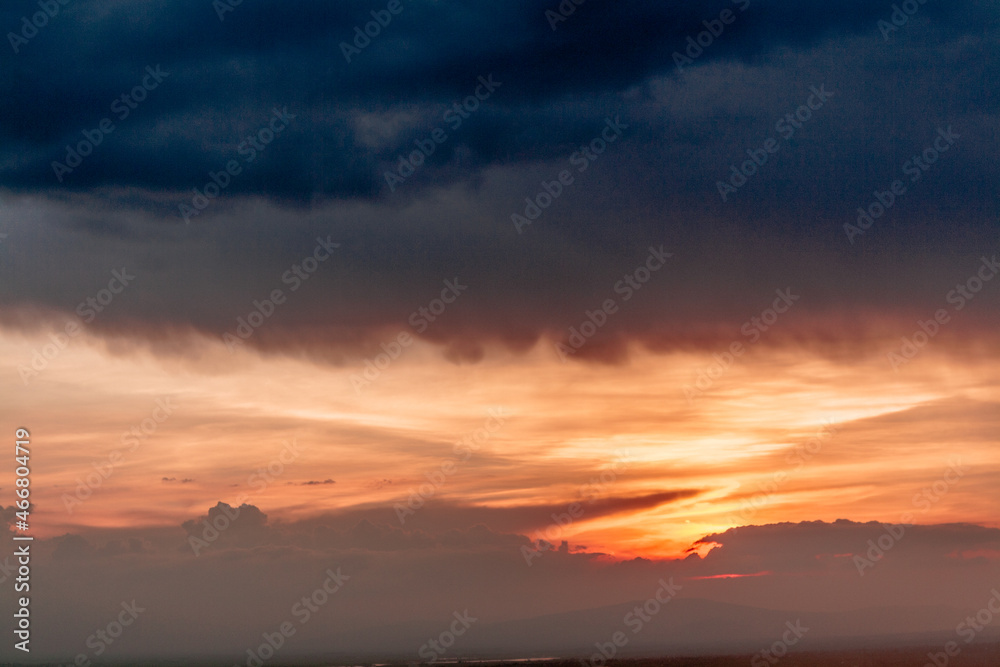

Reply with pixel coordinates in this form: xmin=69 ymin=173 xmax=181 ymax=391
xmin=2 ymin=0 xmax=1000 ymax=662
xmin=2 ymin=325 xmax=998 ymax=558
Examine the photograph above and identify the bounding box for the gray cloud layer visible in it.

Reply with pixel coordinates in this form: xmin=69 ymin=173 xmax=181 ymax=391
xmin=1 ymin=510 xmax=997 ymax=661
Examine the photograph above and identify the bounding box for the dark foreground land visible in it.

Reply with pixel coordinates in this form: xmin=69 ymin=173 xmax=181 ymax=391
xmin=493 ymin=646 xmax=997 ymax=667
xmin=7 ymin=645 xmax=1000 ymax=666
xmin=613 ymin=644 xmax=1000 ymax=665
xmin=455 ymin=647 xmax=996 ymax=667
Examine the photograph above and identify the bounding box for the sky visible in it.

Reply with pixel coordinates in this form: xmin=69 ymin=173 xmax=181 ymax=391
xmin=1 ymin=0 xmax=1000 ymax=663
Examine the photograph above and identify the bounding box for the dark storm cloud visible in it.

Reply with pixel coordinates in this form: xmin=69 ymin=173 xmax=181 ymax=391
xmin=3 ymin=1 xmax=1000 ymax=361
xmin=1 ymin=0 xmax=995 ymax=200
